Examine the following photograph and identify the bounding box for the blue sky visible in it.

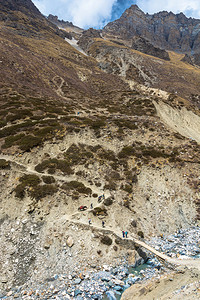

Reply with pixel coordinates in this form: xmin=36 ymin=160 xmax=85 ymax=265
xmin=32 ymin=0 xmax=200 ymax=28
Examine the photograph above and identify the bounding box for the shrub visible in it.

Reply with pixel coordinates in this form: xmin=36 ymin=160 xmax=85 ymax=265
xmin=114 ymin=119 xmax=138 ymax=130
xmin=14 ymin=183 xmax=26 ymax=199
xmin=118 ymin=146 xmax=135 ymax=158
xmin=103 ymin=197 xmax=113 ymax=206
xmin=61 ymin=181 xmax=92 ymax=195
xmin=42 ymin=175 xmax=55 ymax=184
xmin=98 ymin=149 xmax=116 ymax=161
xmin=64 ymin=144 xmax=94 ymax=166
xmin=101 ymin=235 xmax=112 ymax=246
xmin=19 ymin=174 xmax=41 ymax=186
xmin=131 ymin=220 xmax=137 ymax=227
xmin=137 ymin=231 xmax=144 ymax=238
xmin=0 ymin=159 xmax=11 ymax=169
xmin=104 ymin=181 xmax=116 ymax=191
xmin=35 ymin=159 xmax=73 ymax=175
xmin=2 ymin=133 xmax=25 ymax=149
xmin=0 ymin=120 xmax=6 ymax=128
xmin=19 ymin=135 xmax=42 ymax=151
xmin=93 ymin=207 xmax=108 ymax=216
xmin=30 ymin=185 xmax=58 ymax=200
xmin=15 ymin=174 xmax=41 ymax=199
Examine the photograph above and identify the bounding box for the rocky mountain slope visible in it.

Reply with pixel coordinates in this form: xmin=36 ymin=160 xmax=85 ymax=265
xmin=0 ymin=0 xmax=200 ymax=297
xmin=103 ymin=5 xmax=200 ymax=54
xmin=78 ymin=28 xmax=200 ymax=105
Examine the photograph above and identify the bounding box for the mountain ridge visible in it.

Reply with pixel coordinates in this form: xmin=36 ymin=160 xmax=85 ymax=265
xmin=103 ymin=4 xmax=200 ymax=54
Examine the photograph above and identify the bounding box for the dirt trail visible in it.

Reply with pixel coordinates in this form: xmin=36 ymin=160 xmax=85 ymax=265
xmin=1 ymin=153 xmax=200 ymax=272
xmin=0 ymin=153 xmax=99 ymax=194
xmin=63 ymin=216 xmax=200 ymax=271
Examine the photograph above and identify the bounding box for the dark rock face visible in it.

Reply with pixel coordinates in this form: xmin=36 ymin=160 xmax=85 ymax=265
xmin=0 ymin=0 xmax=66 ymax=39
xmin=78 ymin=28 xmax=102 ymax=52
xmin=103 ymin=5 xmax=200 ymax=54
xmin=131 ymin=36 xmax=170 ymax=61
xmin=0 ymin=0 xmax=41 ymax=17
xmin=47 ymin=14 xmax=74 ymax=27
xmin=181 ymin=54 xmax=194 ymax=65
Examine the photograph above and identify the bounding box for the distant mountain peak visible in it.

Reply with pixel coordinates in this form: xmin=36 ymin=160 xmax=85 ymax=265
xmin=103 ymin=5 xmax=200 ymax=54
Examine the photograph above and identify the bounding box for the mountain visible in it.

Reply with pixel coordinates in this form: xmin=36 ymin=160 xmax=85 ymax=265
xmin=47 ymin=14 xmax=83 ymax=39
xmin=0 ymin=1 xmax=200 ymax=297
xmin=103 ymin=5 xmax=200 ymax=54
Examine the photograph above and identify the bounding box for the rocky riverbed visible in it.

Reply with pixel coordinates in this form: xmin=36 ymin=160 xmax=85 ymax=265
xmin=146 ymin=226 xmax=200 ymax=258
xmin=0 ymin=257 xmax=166 ymax=299
xmin=1 ymin=227 xmax=200 ymax=299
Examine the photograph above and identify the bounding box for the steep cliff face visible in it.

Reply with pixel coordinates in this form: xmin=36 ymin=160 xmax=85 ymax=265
xmin=103 ymin=5 xmax=200 ymax=54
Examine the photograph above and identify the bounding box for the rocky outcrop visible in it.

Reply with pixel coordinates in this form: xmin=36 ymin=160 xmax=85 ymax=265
xmin=131 ymin=36 xmax=170 ymax=61
xmin=0 ymin=0 xmax=66 ymax=39
xmin=78 ymin=28 xmax=102 ymax=52
xmin=103 ymin=5 xmax=200 ymax=54
xmin=47 ymin=14 xmax=82 ymax=37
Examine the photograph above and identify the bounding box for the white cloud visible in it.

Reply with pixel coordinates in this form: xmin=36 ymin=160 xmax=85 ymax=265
xmin=32 ymin=0 xmax=200 ymax=29
xmin=33 ymin=0 xmax=117 ymax=28
xmin=136 ymin=0 xmax=200 ymax=18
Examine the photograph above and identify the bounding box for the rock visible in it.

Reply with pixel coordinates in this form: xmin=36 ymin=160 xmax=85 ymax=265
xmin=66 ymin=236 xmax=74 ymax=248
xmin=44 ymin=243 xmax=51 ymax=249
xmin=7 ymin=291 xmax=13 ymax=296
xmin=74 ymin=278 xmax=82 ymax=284
xmin=101 ymin=277 xmax=110 ymax=282
xmin=131 ymin=36 xmax=170 ymax=60
xmin=1 ymin=277 xmax=8 ymax=283
xmin=105 ymin=291 xmax=116 ymax=300
xmin=74 ymin=289 xmax=82 ymax=296
xmin=114 ymin=285 xmax=123 ymax=291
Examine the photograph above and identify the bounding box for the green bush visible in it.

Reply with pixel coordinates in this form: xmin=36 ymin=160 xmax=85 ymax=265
xmin=64 ymin=144 xmax=93 ymax=166
xmin=122 ymin=184 xmax=132 ymax=193
xmin=30 ymin=184 xmax=58 ymax=200
xmin=2 ymin=133 xmax=25 ymax=149
xmin=19 ymin=135 xmax=42 ymax=151
xmin=15 ymin=174 xmax=41 ymax=199
xmin=98 ymin=148 xmax=116 ymax=162
xmin=19 ymin=174 xmax=41 ymax=186
xmin=42 ymin=175 xmax=55 ymax=184
xmin=138 ymin=231 xmax=144 ymax=238
xmin=118 ymin=146 xmax=135 ymax=158
xmin=15 ymin=183 xmax=26 ymax=199
xmin=93 ymin=207 xmax=108 ymax=216
xmin=104 ymin=181 xmax=116 ymax=191
xmin=61 ymin=181 xmax=92 ymax=195
xmin=0 ymin=159 xmax=11 ymax=169
xmin=35 ymin=159 xmax=73 ymax=175
xmin=101 ymin=236 xmax=112 ymax=246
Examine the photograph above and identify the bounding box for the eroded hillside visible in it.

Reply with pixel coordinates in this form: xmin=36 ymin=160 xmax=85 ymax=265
xmin=0 ymin=0 xmax=200 ymax=292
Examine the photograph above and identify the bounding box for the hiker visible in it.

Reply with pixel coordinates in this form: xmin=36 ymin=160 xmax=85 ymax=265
xmin=90 ymin=203 xmax=93 ymax=209
xmin=122 ymin=231 xmax=125 ymax=238
xmin=98 ymin=196 xmax=102 ymax=203
xmin=89 ymin=219 xmax=91 ymax=225
xmin=125 ymin=231 xmax=128 ymax=238
xmin=102 ymin=194 xmax=105 ymax=200
xmin=102 ymin=221 xmax=105 ymax=228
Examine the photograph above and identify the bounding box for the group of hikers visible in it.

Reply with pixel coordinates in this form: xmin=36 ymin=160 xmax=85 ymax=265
xmin=88 ymin=218 xmax=105 ymax=228
xmin=122 ymin=231 xmax=128 ymax=238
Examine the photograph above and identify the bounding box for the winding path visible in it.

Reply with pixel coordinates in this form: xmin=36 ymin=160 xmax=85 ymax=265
xmin=1 ymin=153 xmax=200 ymax=271
xmin=63 ymin=216 xmax=200 ymax=271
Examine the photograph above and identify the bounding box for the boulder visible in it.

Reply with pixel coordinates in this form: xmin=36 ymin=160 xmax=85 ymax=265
xmin=66 ymin=236 xmax=74 ymax=248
